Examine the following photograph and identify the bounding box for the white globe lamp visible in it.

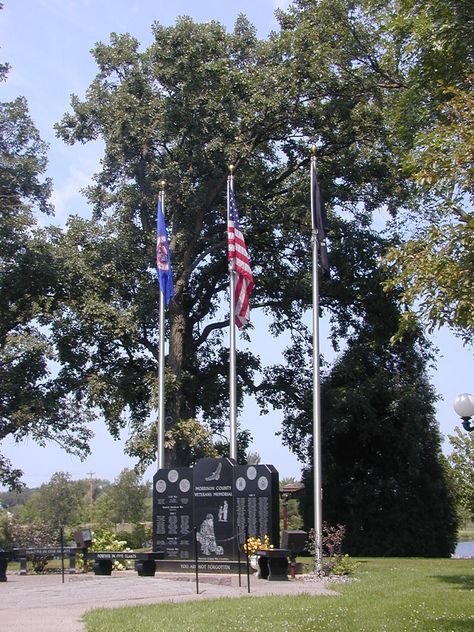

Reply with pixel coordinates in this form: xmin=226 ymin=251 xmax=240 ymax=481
xmin=453 ymin=393 xmax=474 ymax=432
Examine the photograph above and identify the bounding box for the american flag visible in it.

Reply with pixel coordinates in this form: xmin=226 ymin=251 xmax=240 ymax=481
xmin=228 ymin=189 xmax=254 ymax=328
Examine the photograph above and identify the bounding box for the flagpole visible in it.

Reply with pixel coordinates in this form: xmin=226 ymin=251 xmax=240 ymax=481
xmin=228 ymin=165 xmax=238 ymax=461
xmin=157 ymin=181 xmax=166 ymax=470
xmin=311 ymin=147 xmax=323 ymax=574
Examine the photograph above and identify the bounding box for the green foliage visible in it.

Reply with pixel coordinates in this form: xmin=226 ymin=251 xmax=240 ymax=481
xmin=300 ymin=323 xmax=459 ymax=555
xmin=377 ymin=0 xmax=474 ymax=343
xmin=3 ymin=0 xmax=471 ymax=489
xmin=307 ymin=522 xmax=359 ymax=576
xmin=91 ymin=528 xmax=132 ymax=570
xmin=30 ymin=472 xmax=88 ymax=528
xmin=165 ymin=419 xmax=218 ymax=465
xmin=0 ymin=510 xmax=14 ymax=548
xmin=11 ymin=472 xmax=87 ymax=528
xmin=448 ymin=428 xmax=474 ymax=520
xmin=115 ymin=523 xmax=152 ymax=549
xmin=264 ymin=226 xmax=458 ymax=555
xmin=327 ymin=554 xmax=359 ymax=576
xmin=0 ymin=71 xmax=92 ymax=489
xmin=384 ymin=216 xmax=474 ymax=345
xmin=307 ymin=522 xmax=359 ymax=577
xmin=92 ymin=469 xmax=149 ymax=527
xmin=50 ymin=6 xmax=409 ymax=470
xmin=91 ymin=529 xmax=128 ymax=552
xmin=10 ymin=519 xmax=59 ymax=572
xmin=280 ymin=477 xmax=303 ymax=530
xmin=0 ymin=485 xmax=35 ymax=510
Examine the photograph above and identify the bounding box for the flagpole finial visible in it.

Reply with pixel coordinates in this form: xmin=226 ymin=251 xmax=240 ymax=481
xmin=228 ymin=164 xmax=235 ymax=174
xmin=160 ymin=180 xmax=166 ymax=189
xmin=311 ymin=145 xmax=317 ymax=156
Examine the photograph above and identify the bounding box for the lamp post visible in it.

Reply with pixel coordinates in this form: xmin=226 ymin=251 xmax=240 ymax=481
xmin=453 ymin=393 xmax=474 ymax=432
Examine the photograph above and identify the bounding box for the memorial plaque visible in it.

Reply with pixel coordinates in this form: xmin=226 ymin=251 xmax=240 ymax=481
xmin=152 ymin=467 xmax=194 ymax=560
xmin=193 ymin=458 xmax=236 ymax=560
xmin=234 ymin=464 xmax=279 ymax=550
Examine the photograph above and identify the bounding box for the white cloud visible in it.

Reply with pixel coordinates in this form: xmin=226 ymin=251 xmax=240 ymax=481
xmin=49 ymin=166 xmax=93 ymax=225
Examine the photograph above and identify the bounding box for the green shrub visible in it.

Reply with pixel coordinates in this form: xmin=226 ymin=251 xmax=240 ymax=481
xmin=307 ymin=523 xmax=358 ymax=576
xmin=91 ymin=529 xmax=132 ymax=570
xmin=323 ymin=553 xmax=360 ymax=576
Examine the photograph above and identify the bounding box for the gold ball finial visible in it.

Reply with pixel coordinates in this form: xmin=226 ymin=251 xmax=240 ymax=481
xmin=311 ymin=145 xmax=317 ymax=156
xmin=229 ymin=164 xmax=235 ymax=174
xmin=160 ymin=180 xmax=166 ymax=188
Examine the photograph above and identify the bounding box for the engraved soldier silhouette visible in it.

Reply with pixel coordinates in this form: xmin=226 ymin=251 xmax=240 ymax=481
xmin=196 ymin=514 xmax=223 ymax=556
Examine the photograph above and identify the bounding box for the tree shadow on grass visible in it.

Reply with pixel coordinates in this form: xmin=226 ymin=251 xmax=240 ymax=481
xmin=430 ymin=574 xmax=474 ymax=591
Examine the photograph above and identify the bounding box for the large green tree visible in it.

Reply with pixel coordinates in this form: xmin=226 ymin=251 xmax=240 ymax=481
xmin=1 ymin=475 xmax=110 ymax=528
xmin=93 ymin=468 xmax=150 ymax=526
xmin=0 ymin=64 xmax=92 ymax=489
xmin=377 ymin=0 xmax=474 ymax=343
xmin=20 ymin=471 xmax=88 ymax=528
xmin=261 ymin=224 xmax=458 ymax=555
xmin=51 ymin=8 xmax=407 ymax=469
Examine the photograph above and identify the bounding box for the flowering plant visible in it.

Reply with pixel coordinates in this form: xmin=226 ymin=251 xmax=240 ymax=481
xmin=243 ymin=534 xmax=273 ymax=556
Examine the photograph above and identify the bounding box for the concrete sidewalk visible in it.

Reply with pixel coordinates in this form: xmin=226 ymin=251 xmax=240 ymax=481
xmin=0 ymin=571 xmax=337 ymax=631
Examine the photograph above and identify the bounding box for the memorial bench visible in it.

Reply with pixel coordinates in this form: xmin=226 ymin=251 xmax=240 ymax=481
xmin=255 ymin=548 xmax=290 ymax=581
xmin=0 ymin=549 xmax=165 ymax=579
xmin=0 ymin=547 xmax=81 ymax=578
xmin=0 ymin=550 xmax=11 ymax=581
xmin=85 ymin=551 xmax=164 ymax=576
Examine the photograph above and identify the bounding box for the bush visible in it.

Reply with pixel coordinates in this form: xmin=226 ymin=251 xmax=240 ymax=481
xmin=0 ymin=511 xmax=14 ymax=549
xmin=91 ymin=529 xmax=132 ymax=570
xmin=115 ymin=523 xmax=152 ymax=549
xmin=307 ymin=523 xmax=358 ymax=576
xmin=323 ymin=554 xmax=359 ymax=576
xmin=10 ymin=520 xmax=59 ymax=573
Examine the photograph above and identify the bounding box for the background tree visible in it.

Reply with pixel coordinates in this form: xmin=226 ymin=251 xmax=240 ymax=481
xmin=93 ymin=469 xmax=150 ymax=527
xmin=50 ymin=6 xmax=408 ymax=471
xmin=0 ymin=508 xmax=14 ymax=548
xmin=448 ymin=428 xmax=474 ymax=522
xmin=261 ymin=224 xmax=458 ymax=555
xmin=15 ymin=472 xmax=87 ymax=528
xmin=4 ymin=1 xmax=465 ymax=499
xmin=377 ymin=0 xmax=474 ymax=343
xmin=0 ymin=61 xmax=92 ymax=489
xmin=0 ymin=485 xmax=35 ymax=510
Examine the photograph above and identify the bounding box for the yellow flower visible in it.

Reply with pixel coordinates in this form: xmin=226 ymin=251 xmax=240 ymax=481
xmin=243 ymin=535 xmax=273 ymax=555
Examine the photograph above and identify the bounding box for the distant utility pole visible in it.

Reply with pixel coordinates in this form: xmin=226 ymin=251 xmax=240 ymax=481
xmin=87 ymin=472 xmax=95 ymax=527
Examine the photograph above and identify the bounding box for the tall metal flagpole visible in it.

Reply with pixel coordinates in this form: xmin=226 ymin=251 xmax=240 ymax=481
xmin=157 ymin=182 xmax=166 ymax=470
xmin=228 ymin=165 xmax=238 ymax=461
xmin=311 ymin=148 xmax=323 ymax=574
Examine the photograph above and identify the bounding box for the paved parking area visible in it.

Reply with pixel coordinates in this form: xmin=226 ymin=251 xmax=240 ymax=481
xmin=0 ymin=572 xmax=336 ymax=631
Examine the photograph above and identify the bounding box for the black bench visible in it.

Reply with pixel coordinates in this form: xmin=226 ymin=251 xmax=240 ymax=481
xmin=0 ymin=547 xmax=81 ymax=579
xmin=14 ymin=547 xmax=80 ymax=576
xmin=86 ymin=551 xmax=164 ymax=576
xmin=0 ymin=551 xmax=11 ymax=582
xmin=255 ymin=548 xmax=290 ymax=581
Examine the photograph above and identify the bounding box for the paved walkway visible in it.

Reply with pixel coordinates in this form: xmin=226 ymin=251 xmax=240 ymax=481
xmin=1 ymin=571 xmax=337 ymax=631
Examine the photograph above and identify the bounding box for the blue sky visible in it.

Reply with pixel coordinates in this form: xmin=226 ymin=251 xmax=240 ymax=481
xmin=1 ymin=0 xmax=473 ymax=489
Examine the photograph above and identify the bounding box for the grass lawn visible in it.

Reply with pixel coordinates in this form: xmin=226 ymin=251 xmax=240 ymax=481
xmin=83 ymin=558 xmax=474 ymax=632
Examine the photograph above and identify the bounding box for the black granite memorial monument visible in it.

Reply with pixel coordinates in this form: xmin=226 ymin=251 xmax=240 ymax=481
xmin=152 ymin=457 xmax=279 ymax=573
